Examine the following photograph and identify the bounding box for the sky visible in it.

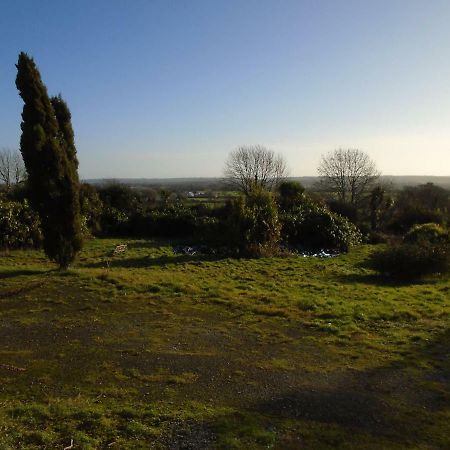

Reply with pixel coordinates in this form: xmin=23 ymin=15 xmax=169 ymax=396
xmin=1 ymin=0 xmax=450 ymax=179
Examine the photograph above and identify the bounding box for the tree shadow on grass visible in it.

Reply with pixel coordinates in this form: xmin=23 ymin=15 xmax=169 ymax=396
xmin=255 ymin=387 xmax=390 ymax=430
xmin=162 ymin=381 xmax=409 ymax=449
xmin=334 ymin=254 xmax=448 ymax=287
xmin=0 ymin=269 xmax=46 ymax=280
xmin=83 ymin=253 xmax=226 ymax=269
xmin=416 ymin=326 xmax=450 ymax=387
xmin=0 ymin=279 xmax=47 ymax=299
xmin=126 ymin=240 xmax=173 ymax=250
xmin=332 ymin=272 xmax=427 ymax=287
xmin=120 ymin=239 xmax=204 ymax=250
xmin=251 ymin=326 xmax=450 ymax=445
xmin=332 ymin=257 xmax=431 ymax=287
xmin=161 ymin=328 xmax=450 ymax=449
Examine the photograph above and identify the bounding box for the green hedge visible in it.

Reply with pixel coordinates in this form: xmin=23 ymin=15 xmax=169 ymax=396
xmin=404 ymin=223 xmax=449 ymax=245
xmin=0 ymin=198 xmax=42 ymax=249
xmin=370 ymin=242 xmax=449 ymax=280
xmin=280 ymin=200 xmax=362 ymax=252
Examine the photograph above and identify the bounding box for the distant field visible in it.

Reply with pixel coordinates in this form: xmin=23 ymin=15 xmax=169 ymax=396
xmin=184 ymin=191 xmax=238 ymax=207
xmin=84 ymin=176 xmax=450 ymax=191
xmin=0 ymin=240 xmax=449 ymax=449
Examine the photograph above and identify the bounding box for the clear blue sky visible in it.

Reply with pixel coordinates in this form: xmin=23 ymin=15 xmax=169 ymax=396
xmin=1 ymin=0 xmax=449 ymax=178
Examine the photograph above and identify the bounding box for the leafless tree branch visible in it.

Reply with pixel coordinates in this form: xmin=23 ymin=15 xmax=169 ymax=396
xmin=224 ymin=145 xmax=288 ymax=194
xmin=317 ymin=148 xmax=380 ymax=204
xmin=0 ymin=148 xmax=26 ymax=188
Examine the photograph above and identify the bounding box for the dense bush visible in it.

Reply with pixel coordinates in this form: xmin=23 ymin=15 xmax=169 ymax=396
xmin=370 ymin=242 xmax=449 ymax=280
xmin=387 ymin=183 xmax=449 ymax=234
xmin=99 ymin=206 xmax=129 ymax=236
xmin=277 ymin=181 xmax=305 ymax=212
xmin=388 ymin=206 xmax=445 ymax=233
xmin=399 ymin=183 xmax=449 ymax=212
xmin=79 ymin=181 xmax=367 ymax=254
xmin=97 ymin=182 xmax=141 ymax=215
xmin=129 ymin=207 xmax=203 ymax=237
xmin=371 ymin=222 xmax=450 ymax=279
xmin=404 ymin=223 xmax=449 ymax=245
xmin=225 ymin=189 xmax=281 ymax=256
xmin=79 ymin=183 xmax=103 ymax=235
xmin=97 ymin=203 xmax=218 ymax=239
xmin=327 ymin=199 xmax=359 ymax=223
xmin=280 ymin=198 xmax=362 ymax=252
xmin=367 ymin=231 xmax=392 ymax=245
xmin=96 ymin=183 xmax=195 ymax=237
xmin=0 ymin=198 xmax=42 ymax=249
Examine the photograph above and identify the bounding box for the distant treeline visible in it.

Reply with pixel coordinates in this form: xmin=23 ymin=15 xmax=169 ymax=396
xmin=83 ymin=176 xmax=450 ymax=192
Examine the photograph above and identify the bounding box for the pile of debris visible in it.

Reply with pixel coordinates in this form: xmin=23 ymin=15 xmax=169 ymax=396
xmin=173 ymin=244 xmax=339 ymax=258
xmin=173 ymin=245 xmax=213 ymax=256
xmin=297 ymin=249 xmax=339 ymax=258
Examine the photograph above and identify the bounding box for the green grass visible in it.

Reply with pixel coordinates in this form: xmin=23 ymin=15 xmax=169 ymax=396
xmin=0 ymin=239 xmax=449 ymax=449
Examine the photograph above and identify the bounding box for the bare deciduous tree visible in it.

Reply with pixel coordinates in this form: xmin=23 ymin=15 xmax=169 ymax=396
xmin=224 ymin=145 xmax=288 ymax=194
xmin=0 ymin=148 xmax=26 ymax=188
xmin=317 ymin=148 xmax=379 ymax=204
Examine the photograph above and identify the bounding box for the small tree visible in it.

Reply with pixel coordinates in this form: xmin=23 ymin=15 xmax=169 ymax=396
xmin=224 ymin=145 xmax=287 ymax=194
xmin=388 ymin=183 xmax=449 ymax=233
xmin=398 ymin=183 xmax=449 ymax=212
xmin=318 ymin=148 xmax=379 ymax=204
xmin=79 ymin=183 xmax=103 ymax=235
xmin=369 ymin=185 xmax=385 ymax=231
xmin=0 ymin=148 xmax=26 ymax=188
xmin=227 ymin=188 xmax=281 ymax=256
xmin=277 ymin=180 xmax=305 ymax=212
xmin=16 ymin=52 xmax=82 ymax=269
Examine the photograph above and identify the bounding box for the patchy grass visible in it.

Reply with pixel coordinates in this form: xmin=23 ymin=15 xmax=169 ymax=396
xmin=0 ymin=239 xmax=449 ymax=449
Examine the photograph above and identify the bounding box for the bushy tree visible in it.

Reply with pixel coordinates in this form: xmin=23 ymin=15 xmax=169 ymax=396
xmin=79 ymin=183 xmax=103 ymax=235
xmin=280 ymin=196 xmax=362 ymax=252
xmin=389 ymin=205 xmax=446 ymax=233
xmin=277 ymin=180 xmax=305 ymax=212
xmin=327 ymin=199 xmax=359 ymax=223
xmin=404 ymin=223 xmax=449 ymax=246
xmin=370 ymin=242 xmax=449 ymax=280
xmin=369 ymin=186 xmax=385 ymax=230
xmin=0 ymin=197 xmax=42 ymax=249
xmin=16 ymin=52 xmax=82 ymax=269
xmin=388 ymin=183 xmax=449 ymax=233
xmin=371 ymin=222 xmax=449 ymax=280
xmin=402 ymin=183 xmax=449 ymax=211
xmin=97 ymin=182 xmax=140 ymax=215
xmin=227 ymin=188 xmax=281 ymax=256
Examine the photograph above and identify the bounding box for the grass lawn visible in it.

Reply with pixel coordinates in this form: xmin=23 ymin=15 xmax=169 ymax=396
xmin=0 ymin=239 xmax=448 ymax=449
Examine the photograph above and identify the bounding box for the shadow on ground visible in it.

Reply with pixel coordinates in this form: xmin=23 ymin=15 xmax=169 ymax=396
xmin=0 ymin=261 xmax=448 ymax=449
xmin=83 ymin=254 xmax=226 ymax=269
xmin=332 ymin=271 xmax=429 ymax=287
xmin=0 ymin=269 xmax=45 ymax=279
xmin=161 ymin=327 xmax=450 ymax=449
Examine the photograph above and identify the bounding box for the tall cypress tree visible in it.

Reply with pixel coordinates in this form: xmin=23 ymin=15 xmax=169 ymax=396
xmin=51 ymin=94 xmax=78 ymax=167
xmin=16 ymin=52 xmax=82 ymax=269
